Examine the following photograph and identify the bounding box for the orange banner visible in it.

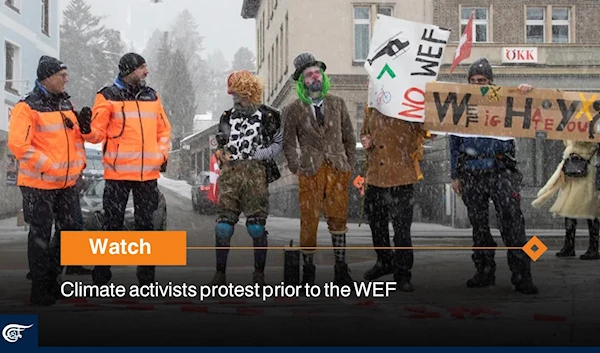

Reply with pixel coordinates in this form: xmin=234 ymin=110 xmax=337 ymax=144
xmin=61 ymin=231 xmax=187 ymax=266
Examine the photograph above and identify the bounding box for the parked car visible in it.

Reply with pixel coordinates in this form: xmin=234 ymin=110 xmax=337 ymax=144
xmin=76 ymin=148 xmax=104 ymax=192
xmin=191 ymin=171 xmax=217 ymax=214
xmin=80 ymin=178 xmax=167 ymax=230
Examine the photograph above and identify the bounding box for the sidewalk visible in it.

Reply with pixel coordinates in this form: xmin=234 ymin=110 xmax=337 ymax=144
xmin=156 ymin=174 xmax=564 ymax=242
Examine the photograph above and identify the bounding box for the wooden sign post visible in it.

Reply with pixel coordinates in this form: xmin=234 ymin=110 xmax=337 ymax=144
xmin=423 ymin=82 xmax=600 ymax=142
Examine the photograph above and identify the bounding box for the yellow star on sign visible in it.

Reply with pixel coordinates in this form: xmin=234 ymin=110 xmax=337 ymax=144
xmin=522 ymin=236 xmax=548 ymax=262
xmin=575 ymin=93 xmax=597 ymax=121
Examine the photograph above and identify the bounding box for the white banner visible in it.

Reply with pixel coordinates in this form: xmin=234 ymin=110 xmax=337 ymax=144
xmin=365 ymin=15 xmax=451 ymax=123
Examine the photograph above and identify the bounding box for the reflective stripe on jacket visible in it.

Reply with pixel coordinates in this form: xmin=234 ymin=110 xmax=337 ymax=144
xmin=7 ymin=82 xmax=86 ymax=190
xmin=83 ymin=77 xmax=172 ymax=181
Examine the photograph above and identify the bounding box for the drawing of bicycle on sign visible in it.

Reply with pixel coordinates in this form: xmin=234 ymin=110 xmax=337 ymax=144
xmin=376 ymin=86 xmax=392 ymax=105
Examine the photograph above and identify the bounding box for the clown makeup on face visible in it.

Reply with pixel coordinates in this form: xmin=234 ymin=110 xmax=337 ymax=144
xmin=303 ymin=66 xmax=323 ymax=92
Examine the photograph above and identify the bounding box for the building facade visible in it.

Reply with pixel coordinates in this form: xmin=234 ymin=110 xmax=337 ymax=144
xmin=0 ymin=0 xmax=60 ymax=217
xmin=241 ymin=0 xmax=600 ymax=228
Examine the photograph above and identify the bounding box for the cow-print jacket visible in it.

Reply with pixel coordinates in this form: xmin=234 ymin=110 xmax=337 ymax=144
xmin=216 ymin=104 xmax=282 ymax=183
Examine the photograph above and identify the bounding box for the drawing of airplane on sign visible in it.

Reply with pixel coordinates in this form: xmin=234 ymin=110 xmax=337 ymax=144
xmin=367 ymin=32 xmax=410 ymax=66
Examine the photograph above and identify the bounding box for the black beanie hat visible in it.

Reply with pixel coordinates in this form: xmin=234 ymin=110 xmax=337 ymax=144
xmin=37 ymin=55 xmax=67 ymax=81
xmin=468 ymin=57 xmax=493 ymax=82
xmin=119 ymin=53 xmax=146 ymax=77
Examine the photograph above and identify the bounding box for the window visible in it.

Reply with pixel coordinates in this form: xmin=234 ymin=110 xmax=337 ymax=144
xmin=353 ymin=5 xmax=395 ymax=62
xmin=261 ymin=11 xmax=265 ymax=62
xmin=271 ymin=44 xmax=275 ymax=92
xmin=256 ymin=24 xmax=261 ymax=68
xmin=276 ymin=36 xmax=280 ymax=83
xmin=279 ymin=24 xmax=284 ymax=80
xmin=354 ymin=6 xmax=370 ymax=61
xmin=41 ymin=0 xmax=50 ymax=36
xmin=4 ymin=41 xmax=21 ymax=95
xmin=356 ymin=103 xmax=364 ymax=141
xmin=268 ymin=51 xmax=271 ymax=97
xmin=285 ymin=13 xmax=289 ymax=73
xmin=377 ymin=5 xmax=393 ymax=16
xmin=552 ymin=7 xmax=570 ymax=43
xmin=526 ymin=7 xmax=545 ymax=43
xmin=5 ymin=0 xmax=20 ymax=13
xmin=460 ymin=7 xmax=488 ymax=42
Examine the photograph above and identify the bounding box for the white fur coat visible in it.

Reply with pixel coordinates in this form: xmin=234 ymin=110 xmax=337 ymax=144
xmin=532 ymin=140 xmax=600 ymax=219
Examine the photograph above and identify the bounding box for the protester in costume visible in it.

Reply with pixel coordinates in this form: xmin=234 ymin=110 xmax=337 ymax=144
xmin=282 ymin=52 xmax=356 ymax=286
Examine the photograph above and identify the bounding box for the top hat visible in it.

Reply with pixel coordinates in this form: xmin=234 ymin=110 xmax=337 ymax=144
xmin=292 ymin=52 xmax=326 ymax=81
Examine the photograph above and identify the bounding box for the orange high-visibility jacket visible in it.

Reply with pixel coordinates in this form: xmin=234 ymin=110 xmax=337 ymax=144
xmin=7 ymin=83 xmax=86 ymax=190
xmin=83 ymin=78 xmax=172 ymax=181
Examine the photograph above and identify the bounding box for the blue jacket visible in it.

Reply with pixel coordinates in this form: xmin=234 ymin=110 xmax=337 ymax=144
xmin=450 ymin=135 xmax=516 ymax=179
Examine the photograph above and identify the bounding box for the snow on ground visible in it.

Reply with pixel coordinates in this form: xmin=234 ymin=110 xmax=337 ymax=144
xmin=158 ymin=174 xmax=192 ymax=200
xmin=0 ymin=217 xmax=27 ymax=243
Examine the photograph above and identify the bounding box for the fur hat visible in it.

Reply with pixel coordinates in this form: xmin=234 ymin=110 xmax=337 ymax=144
xmin=227 ymin=70 xmax=263 ymax=105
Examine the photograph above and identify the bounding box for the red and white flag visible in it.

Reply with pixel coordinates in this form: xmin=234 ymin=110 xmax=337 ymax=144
xmin=449 ymin=11 xmax=474 ymax=74
xmin=207 ymin=153 xmax=220 ymax=204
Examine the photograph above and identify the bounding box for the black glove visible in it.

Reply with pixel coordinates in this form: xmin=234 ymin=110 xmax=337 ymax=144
xmin=160 ymin=160 xmax=168 ymax=173
xmin=77 ymin=107 xmax=92 ymax=134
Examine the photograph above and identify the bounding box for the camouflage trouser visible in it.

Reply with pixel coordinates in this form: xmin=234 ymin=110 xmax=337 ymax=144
xmin=217 ymin=159 xmax=269 ymax=224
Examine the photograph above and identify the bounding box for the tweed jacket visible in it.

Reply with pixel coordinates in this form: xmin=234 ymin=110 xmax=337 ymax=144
xmin=361 ymin=107 xmax=428 ymax=188
xmin=282 ymin=94 xmax=356 ymax=176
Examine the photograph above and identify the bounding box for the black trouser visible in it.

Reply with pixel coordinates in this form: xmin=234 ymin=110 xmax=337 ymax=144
xmin=565 ymin=218 xmax=600 ymax=241
xmin=21 ymin=186 xmax=82 ymax=297
xmin=460 ymin=168 xmax=532 ymax=285
xmin=365 ymin=184 xmax=414 ymax=280
xmin=92 ymin=180 xmax=159 ymax=285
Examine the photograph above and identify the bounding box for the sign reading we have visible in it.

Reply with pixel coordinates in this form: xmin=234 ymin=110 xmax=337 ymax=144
xmin=423 ymin=82 xmax=600 ymax=142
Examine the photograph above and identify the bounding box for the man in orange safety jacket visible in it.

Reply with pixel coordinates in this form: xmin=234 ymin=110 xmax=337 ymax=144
xmin=8 ymin=56 xmax=86 ymax=305
xmin=77 ymin=53 xmax=172 ymax=286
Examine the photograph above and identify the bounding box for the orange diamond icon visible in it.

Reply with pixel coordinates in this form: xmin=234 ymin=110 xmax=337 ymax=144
xmin=522 ymin=236 xmax=548 ymax=262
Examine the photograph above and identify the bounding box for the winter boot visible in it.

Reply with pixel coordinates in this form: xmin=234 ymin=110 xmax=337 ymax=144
xmin=30 ymin=280 xmax=55 ymax=306
xmin=513 ymin=277 xmax=539 ymax=295
xmin=466 ymin=272 xmax=496 ymax=287
xmin=466 ymin=251 xmax=496 ymax=288
xmin=557 ymin=218 xmax=576 ymax=257
xmin=363 ymin=251 xmax=394 ymax=281
xmin=393 ymin=272 xmax=414 ymax=292
xmin=253 ymin=270 xmax=267 ymax=285
xmin=301 ymin=264 xmax=316 ymax=286
xmin=208 ymin=271 xmax=226 ymax=285
xmin=333 ymin=262 xmax=354 ymax=286
xmin=65 ymin=266 xmax=92 ymax=275
xmin=580 ymin=220 xmax=600 ymax=260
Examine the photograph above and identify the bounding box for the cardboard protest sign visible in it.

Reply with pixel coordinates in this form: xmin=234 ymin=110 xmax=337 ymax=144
xmin=365 ymin=15 xmax=451 ymax=123
xmin=423 ymin=82 xmax=600 ymax=142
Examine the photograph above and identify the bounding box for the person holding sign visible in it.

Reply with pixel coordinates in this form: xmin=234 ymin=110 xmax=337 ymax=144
xmin=450 ymin=58 xmax=539 ymax=295
xmin=532 ymin=140 xmax=600 ymax=260
xmin=360 ymin=104 xmax=429 ymax=292
xmin=282 ymin=52 xmax=356 ymax=286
